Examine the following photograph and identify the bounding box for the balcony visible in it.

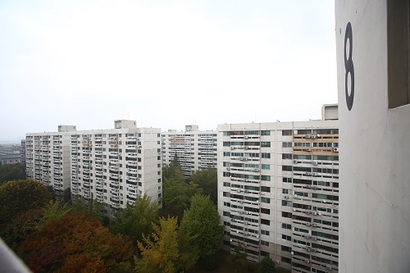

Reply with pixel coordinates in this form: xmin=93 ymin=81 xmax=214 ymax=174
xmin=126 ymin=176 xmax=138 ymax=182
xmin=109 ymin=174 xmax=119 ymax=180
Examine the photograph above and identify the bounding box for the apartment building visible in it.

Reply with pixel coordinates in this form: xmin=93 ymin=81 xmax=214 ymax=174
xmin=162 ymin=125 xmax=217 ymax=179
xmin=0 ymin=143 xmax=23 ymax=165
xmin=25 ymin=121 xmax=162 ymax=209
xmin=25 ymin=125 xmax=75 ymax=199
xmin=218 ymin=105 xmax=339 ymax=273
xmin=336 ymin=1 xmax=410 ymax=272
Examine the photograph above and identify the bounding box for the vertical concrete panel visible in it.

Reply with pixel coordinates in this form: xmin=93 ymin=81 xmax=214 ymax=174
xmin=336 ymin=0 xmax=410 ymax=272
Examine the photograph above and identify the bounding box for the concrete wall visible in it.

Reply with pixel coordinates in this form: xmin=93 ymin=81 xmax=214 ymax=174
xmin=335 ymin=1 xmax=410 ymax=272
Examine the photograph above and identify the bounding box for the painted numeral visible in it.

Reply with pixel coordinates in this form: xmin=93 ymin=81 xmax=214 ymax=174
xmin=344 ymin=22 xmax=354 ymax=111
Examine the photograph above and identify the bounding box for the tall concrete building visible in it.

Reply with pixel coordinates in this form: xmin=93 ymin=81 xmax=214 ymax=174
xmin=25 ymin=121 xmax=162 ymax=209
xmin=162 ymin=125 xmax=217 ymax=179
xmin=218 ymin=106 xmax=339 ymax=273
xmin=25 ymin=125 xmax=75 ymax=199
xmin=336 ymin=1 xmax=410 ymax=272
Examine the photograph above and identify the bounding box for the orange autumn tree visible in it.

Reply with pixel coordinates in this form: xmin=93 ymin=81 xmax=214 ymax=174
xmin=21 ymin=212 xmax=134 ymax=273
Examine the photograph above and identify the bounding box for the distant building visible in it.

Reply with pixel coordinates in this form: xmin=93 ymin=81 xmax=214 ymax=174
xmin=20 ymin=140 xmax=26 ymax=164
xmin=25 ymin=121 xmax=162 ymax=210
xmin=0 ymin=144 xmax=22 ymax=166
xmin=218 ymin=105 xmax=339 ymax=272
xmin=336 ymin=1 xmax=410 ymax=272
xmin=162 ymin=125 xmax=217 ymax=179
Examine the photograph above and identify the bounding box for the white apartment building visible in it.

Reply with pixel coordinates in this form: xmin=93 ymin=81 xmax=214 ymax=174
xmin=162 ymin=125 xmax=217 ymax=179
xmin=336 ymin=1 xmax=410 ymax=272
xmin=26 ymin=121 xmax=162 ymax=209
xmin=218 ymin=106 xmax=339 ymax=273
xmin=25 ymin=125 xmax=76 ymax=199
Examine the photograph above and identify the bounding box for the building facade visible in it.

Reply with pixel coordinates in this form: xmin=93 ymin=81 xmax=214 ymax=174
xmin=25 ymin=126 xmax=75 ymax=199
xmin=0 ymin=144 xmax=23 ymax=165
xmin=336 ymin=1 xmax=410 ymax=272
xmin=162 ymin=125 xmax=217 ymax=179
xmin=218 ymin=107 xmax=339 ymax=273
xmin=25 ymin=121 xmax=162 ymax=208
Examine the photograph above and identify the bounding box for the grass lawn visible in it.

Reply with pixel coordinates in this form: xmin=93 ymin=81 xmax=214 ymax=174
xmin=187 ymin=250 xmax=291 ymax=273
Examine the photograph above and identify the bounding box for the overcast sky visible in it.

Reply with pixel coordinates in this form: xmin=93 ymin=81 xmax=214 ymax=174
xmin=0 ymin=0 xmax=337 ymax=142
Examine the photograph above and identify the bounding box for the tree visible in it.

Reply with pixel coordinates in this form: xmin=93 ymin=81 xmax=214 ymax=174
xmin=0 ymin=179 xmax=52 ymax=234
xmin=135 ymin=216 xmax=196 ymax=273
xmin=190 ymin=168 xmax=217 ymax=204
xmin=0 ymin=163 xmax=26 ymax=186
xmin=135 ymin=216 xmax=180 ymax=273
xmin=163 ymin=178 xmax=190 ymax=209
xmin=35 ymin=200 xmax=72 ymax=231
xmin=3 ymin=208 xmax=43 ymax=252
xmin=179 ymin=194 xmax=223 ymax=269
xmin=110 ymin=195 xmax=159 ymax=243
xmin=227 ymin=244 xmax=250 ymax=273
xmin=62 ymin=187 xmax=71 ymax=204
xmin=162 ymin=155 xmax=183 ymax=183
xmin=70 ymin=197 xmax=104 ymax=224
xmin=258 ymin=256 xmax=276 ymax=273
xmin=162 ymin=178 xmax=203 ymax=220
xmin=21 ymin=212 xmax=134 ymax=273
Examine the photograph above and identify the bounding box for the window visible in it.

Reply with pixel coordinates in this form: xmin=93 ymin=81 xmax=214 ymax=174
xmin=282 ymin=130 xmax=292 ymax=136
xmin=282 ymin=234 xmax=291 ymax=241
xmin=261 ymin=153 xmax=270 ymax=159
xmin=282 ymin=142 xmax=292 ymax=148
xmin=261 ymin=141 xmax=271 ymax=147
xmin=282 ymin=189 xmax=289 ymax=194
xmin=281 ymin=223 xmax=291 ymax=230
xmin=282 ymin=257 xmax=292 ymax=264
xmin=261 ymin=219 xmax=270 ymax=226
xmin=388 ymin=0 xmax=410 ymax=108
xmin=261 ymin=208 xmax=270 ymax=215
xmin=282 ymin=212 xmax=292 ymax=218
xmin=261 ymin=186 xmax=270 ymax=192
xmin=245 ymin=130 xmax=259 ymax=135
xmin=261 ymin=240 xmax=269 ymax=246
xmin=282 ymin=165 xmax=292 ymax=171
xmin=261 ymin=197 xmax=270 ymax=203
xmin=261 ymin=175 xmax=271 ymax=181
xmin=282 ymin=153 xmax=292 ymax=160
xmin=282 ymin=177 xmax=292 ymax=183
xmin=261 ymin=130 xmax=270 ymax=136
xmin=261 ymin=230 xmax=270 ymax=236
xmin=281 ymin=200 xmax=291 ymax=206
xmin=262 ymin=164 xmax=270 ymax=170
xmin=297 ymin=129 xmax=311 ymax=134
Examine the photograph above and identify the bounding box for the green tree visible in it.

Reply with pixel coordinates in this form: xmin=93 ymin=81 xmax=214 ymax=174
xmin=89 ymin=199 xmax=103 ymax=223
xmin=190 ymin=168 xmax=217 ymax=204
xmin=0 ymin=163 xmax=26 ymax=186
xmin=162 ymin=178 xmax=203 ymax=219
xmin=135 ymin=216 xmax=196 ymax=273
xmin=35 ymin=200 xmax=72 ymax=231
xmin=179 ymin=194 xmax=223 ymax=270
xmin=162 ymin=155 xmax=183 ymax=183
xmin=0 ymin=179 xmax=52 ymax=234
xmin=227 ymin=244 xmax=250 ymax=273
xmin=3 ymin=208 xmax=43 ymax=252
xmin=163 ymin=178 xmax=190 ymax=209
xmin=162 ymin=155 xmax=205 ymax=218
xmin=110 ymin=195 xmax=159 ymax=243
xmin=62 ymin=187 xmax=71 ymax=204
xmin=70 ymin=197 xmax=104 ymax=223
xmin=258 ymin=256 xmax=276 ymax=273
